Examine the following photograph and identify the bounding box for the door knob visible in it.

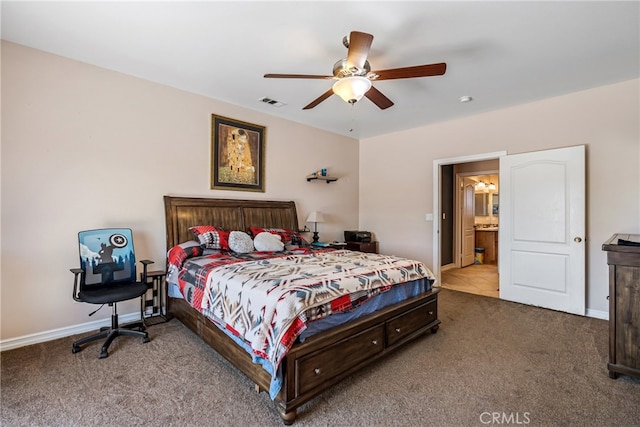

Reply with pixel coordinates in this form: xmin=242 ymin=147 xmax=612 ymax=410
xmin=574 ymin=237 xmax=582 ymax=243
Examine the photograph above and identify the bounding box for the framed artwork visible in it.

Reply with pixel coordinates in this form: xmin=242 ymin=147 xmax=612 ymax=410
xmin=211 ymin=114 xmax=265 ymax=192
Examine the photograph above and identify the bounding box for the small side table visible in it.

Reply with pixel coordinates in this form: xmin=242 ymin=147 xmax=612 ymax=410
xmin=140 ymin=270 xmax=170 ymax=325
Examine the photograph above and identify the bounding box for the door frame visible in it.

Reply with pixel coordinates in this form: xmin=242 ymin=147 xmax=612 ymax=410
xmin=456 ymin=171 xmax=498 ymax=268
xmin=432 ymin=151 xmax=507 ymax=286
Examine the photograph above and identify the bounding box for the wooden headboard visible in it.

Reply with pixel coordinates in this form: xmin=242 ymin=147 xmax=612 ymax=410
xmin=163 ymin=196 xmax=299 ymax=251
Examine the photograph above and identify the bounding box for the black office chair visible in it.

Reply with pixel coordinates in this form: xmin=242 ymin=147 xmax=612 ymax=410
xmin=71 ymin=228 xmax=152 ymax=358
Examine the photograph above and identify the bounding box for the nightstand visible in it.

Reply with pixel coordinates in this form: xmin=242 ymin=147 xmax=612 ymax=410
xmin=346 ymin=241 xmax=379 ymax=254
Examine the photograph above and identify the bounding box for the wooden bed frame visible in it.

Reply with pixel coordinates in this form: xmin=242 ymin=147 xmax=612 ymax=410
xmin=164 ymin=195 xmax=440 ymax=424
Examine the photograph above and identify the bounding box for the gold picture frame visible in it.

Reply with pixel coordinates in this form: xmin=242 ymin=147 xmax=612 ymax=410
xmin=211 ymin=114 xmax=265 ymax=192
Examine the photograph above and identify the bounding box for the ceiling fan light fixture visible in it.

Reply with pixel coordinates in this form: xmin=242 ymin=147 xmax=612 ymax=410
xmin=265 ymin=31 xmax=446 ymax=111
xmin=332 ymin=76 xmax=372 ymax=104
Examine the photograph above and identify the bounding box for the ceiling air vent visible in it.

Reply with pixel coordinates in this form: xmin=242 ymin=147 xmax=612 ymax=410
xmin=258 ymin=97 xmax=286 ymax=107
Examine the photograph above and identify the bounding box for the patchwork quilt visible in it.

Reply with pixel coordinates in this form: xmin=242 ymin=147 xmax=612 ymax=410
xmin=167 ymin=244 xmax=434 ymax=398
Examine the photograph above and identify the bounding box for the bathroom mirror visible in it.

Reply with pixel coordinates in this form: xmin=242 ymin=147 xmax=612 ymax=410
xmin=475 ymin=193 xmax=499 ymax=217
xmin=475 ymin=193 xmax=488 ymax=216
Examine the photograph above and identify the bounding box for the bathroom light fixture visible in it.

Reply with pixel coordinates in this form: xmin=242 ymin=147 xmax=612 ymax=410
xmin=332 ymin=76 xmax=372 ymax=104
xmin=476 ymin=181 xmax=486 ymax=190
xmin=306 ymin=211 xmax=325 ymax=243
xmin=488 ymin=182 xmax=496 ymax=191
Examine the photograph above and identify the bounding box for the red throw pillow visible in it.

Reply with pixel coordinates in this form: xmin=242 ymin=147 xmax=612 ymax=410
xmin=189 ymin=226 xmax=230 ymax=250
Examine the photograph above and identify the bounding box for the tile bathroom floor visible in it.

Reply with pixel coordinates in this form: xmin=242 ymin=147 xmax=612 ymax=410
xmin=439 ymin=263 xmax=499 ymax=298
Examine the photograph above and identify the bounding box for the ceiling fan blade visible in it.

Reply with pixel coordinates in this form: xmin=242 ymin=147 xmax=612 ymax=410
xmin=372 ymin=63 xmax=447 ymax=80
xmin=303 ymin=89 xmax=334 ymax=110
xmin=346 ymin=31 xmax=373 ymax=70
xmin=264 ymin=73 xmax=333 ymax=79
xmin=365 ymin=86 xmax=394 ymax=110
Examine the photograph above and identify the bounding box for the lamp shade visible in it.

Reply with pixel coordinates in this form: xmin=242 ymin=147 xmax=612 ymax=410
xmin=306 ymin=211 xmax=324 ymax=223
xmin=332 ymin=76 xmax=372 ymax=104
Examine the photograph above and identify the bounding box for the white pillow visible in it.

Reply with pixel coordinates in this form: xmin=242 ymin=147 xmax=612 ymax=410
xmin=253 ymin=231 xmax=285 ymax=252
xmin=228 ymin=231 xmax=254 ymax=253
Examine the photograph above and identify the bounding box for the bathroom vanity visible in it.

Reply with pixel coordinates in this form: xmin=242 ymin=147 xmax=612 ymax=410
xmin=475 ymin=228 xmax=498 ymax=264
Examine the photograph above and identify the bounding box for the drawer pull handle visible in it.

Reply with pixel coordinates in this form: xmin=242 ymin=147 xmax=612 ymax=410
xmin=395 ymin=327 xmax=401 ymax=333
xmin=372 ymin=339 xmax=378 ymax=345
xmin=428 ymin=311 xmax=434 ymax=315
xmin=314 ymin=368 xmax=321 ymax=375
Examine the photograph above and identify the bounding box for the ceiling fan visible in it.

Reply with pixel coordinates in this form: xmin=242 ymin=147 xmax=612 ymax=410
xmin=264 ymin=31 xmax=447 ymax=110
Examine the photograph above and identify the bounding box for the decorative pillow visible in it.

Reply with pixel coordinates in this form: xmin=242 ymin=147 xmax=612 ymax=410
xmin=189 ymin=225 xmax=230 ymax=250
xmin=249 ymin=227 xmax=307 ymax=245
xmin=253 ymin=231 xmax=285 ymax=252
xmin=166 ymin=240 xmax=203 ymax=270
xmin=228 ymin=231 xmax=254 ymax=254
xmin=166 ymin=240 xmax=203 ymax=286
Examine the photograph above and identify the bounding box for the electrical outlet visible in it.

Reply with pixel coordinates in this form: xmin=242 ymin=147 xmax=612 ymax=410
xmin=425 ymin=213 xmax=434 ymax=221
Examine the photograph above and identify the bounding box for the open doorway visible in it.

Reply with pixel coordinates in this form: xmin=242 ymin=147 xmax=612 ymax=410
xmin=433 ymin=147 xmax=585 ymax=313
xmin=433 ymin=152 xmax=505 ymax=299
xmin=442 ymin=169 xmax=499 ymax=298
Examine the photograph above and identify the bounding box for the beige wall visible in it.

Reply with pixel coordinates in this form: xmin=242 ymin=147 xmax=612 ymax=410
xmin=2 ymin=40 xmax=638 ymax=344
xmin=0 ymin=41 xmax=359 ymax=341
xmin=359 ymin=78 xmax=640 ymax=316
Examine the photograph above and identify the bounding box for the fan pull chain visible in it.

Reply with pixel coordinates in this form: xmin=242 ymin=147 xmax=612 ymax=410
xmin=349 ymin=103 xmax=356 ymax=133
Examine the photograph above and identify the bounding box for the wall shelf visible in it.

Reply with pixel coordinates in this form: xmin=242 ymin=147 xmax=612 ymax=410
xmin=306 ymin=175 xmax=338 ymax=183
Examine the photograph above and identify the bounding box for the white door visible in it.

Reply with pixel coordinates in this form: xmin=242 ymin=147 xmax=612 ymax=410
xmin=461 ymin=177 xmax=476 ymax=267
xmin=499 ymin=145 xmax=585 ymax=315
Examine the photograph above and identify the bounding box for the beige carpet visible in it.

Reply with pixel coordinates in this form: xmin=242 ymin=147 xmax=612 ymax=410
xmin=2 ymin=289 xmax=639 ymax=426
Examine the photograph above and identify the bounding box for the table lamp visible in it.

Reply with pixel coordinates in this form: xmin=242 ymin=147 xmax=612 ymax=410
xmin=306 ymin=211 xmax=324 ymax=243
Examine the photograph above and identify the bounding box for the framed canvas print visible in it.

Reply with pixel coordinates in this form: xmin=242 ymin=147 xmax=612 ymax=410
xmin=211 ymin=114 xmax=265 ymax=192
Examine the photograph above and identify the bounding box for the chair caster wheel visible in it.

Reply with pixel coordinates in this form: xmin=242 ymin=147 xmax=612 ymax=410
xmin=99 ymin=349 xmax=109 ymax=359
xmin=143 ymin=336 xmax=150 ymax=344
xmin=72 ymin=344 xmax=81 ymax=354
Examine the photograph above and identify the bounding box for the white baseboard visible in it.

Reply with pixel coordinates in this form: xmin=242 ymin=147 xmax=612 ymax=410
xmin=586 ymin=308 xmax=609 ymax=321
xmin=0 ymin=311 xmax=141 ymax=352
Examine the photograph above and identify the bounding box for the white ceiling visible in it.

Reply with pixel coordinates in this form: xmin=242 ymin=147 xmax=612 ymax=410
xmin=2 ymin=1 xmax=639 ymax=139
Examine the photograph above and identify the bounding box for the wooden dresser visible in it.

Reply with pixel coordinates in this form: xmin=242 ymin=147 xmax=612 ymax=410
xmin=602 ymin=233 xmax=640 ymax=379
